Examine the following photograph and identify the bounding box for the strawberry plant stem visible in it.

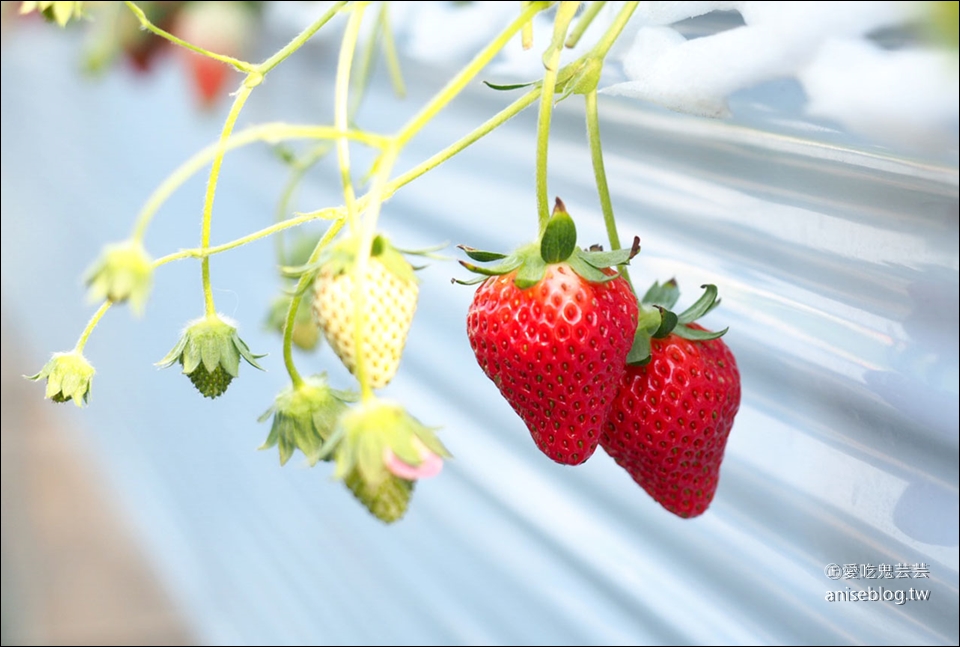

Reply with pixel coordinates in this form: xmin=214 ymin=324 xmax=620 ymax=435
xmin=352 ymin=144 xmax=399 ymax=401
xmin=257 ymin=1 xmax=348 ymax=76
xmin=378 ymin=4 xmax=406 ymax=99
xmin=73 ymin=301 xmax=112 ymax=354
xmin=395 ymin=1 xmax=546 ymax=147
xmin=130 ymin=124 xmax=385 ymax=244
xmin=200 ymin=81 xmax=254 ymax=317
xmin=153 ymin=208 xmax=344 ymax=268
xmin=535 ymin=2 xmax=579 ymax=234
xmin=588 ymin=0 xmax=639 ymax=58
xmin=122 ymin=1 xmax=255 ymax=73
xmin=282 ymin=218 xmax=348 ymax=389
xmin=566 ymin=1 xmax=607 ymax=48
xmin=585 ymin=89 xmax=632 ymax=291
xmin=335 ymin=4 xmax=367 ymax=233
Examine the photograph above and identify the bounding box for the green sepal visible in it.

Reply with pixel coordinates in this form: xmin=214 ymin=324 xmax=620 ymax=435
xmin=308 ymin=232 xmax=420 ymax=286
xmin=673 ymin=324 xmax=728 ymax=341
xmin=652 ymin=307 xmax=679 ymax=338
xmin=156 ymin=314 xmax=266 ymax=399
xmin=580 ymin=236 xmax=641 ymax=269
xmin=567 ymin=254 xmax=617 ymax=284
xmin=513 ymin=255 xmax=547 ymax=289
xmin=26 ymin=350 xmax=95 ymax=407
xmin=483 ymin=79 xmax=539 ymax=91
xmin=458 ymin=258 xmax=522 ymax=276
xmin=259 ymin=374 xmax=357 ymax=466
xmin=458 ymin=245 xmax=508 ymax=262
xmin=641 ymin=278 xmax=680 ymax=309
xmin=456 ymin=198 xmax=640 ymax=290
xmin=626 ymin=307 xmax=663 ymax=366
xmin=83 ymin=240 xmax=154 ymax=315
xmin=320 ymin=399 xmax=449 ymax=490
xmin=451 ymin=276 xmax=487 ymax=286
xmin=677 ymin=284 xmax=720 ymax=324
xmin=539 ymin=201 xmax=577 ymax=263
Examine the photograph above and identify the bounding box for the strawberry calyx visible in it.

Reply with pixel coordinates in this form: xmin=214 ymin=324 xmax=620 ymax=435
xmin=455 ymin=197 xmax=640 ymax=288
xmin=627 ymin=279 xmax=729 ymax=366
xmin=258 ymin=373 xmax=357 ymax=466
xmin=317 ymin=398 xmax=450 ymax=523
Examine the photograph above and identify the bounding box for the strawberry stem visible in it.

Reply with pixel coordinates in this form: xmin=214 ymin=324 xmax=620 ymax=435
xmin=566 ymin=1 xmax=607 ymax=48
xmin=73 ymin=301 xmax=112 ymax=354
xmin=535 ymin=2 xmax=580 ymax=234
xmin=585 ymin=89 xmax=633 ymax=292
xmin=201 ymin=81 xmax=253 ymax=317
xmin=335 ymin=4 xmax=366 ymax=235
xmin=281 ymin=218 xmax=348 ymax=389
xmin=122 ymin=1 xmax=255 ymax=73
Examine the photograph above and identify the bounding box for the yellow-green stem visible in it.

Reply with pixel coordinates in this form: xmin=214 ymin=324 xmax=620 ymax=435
xmin=282 ymin=218 xmax=348 ymax=388
xmin=201 ymin=82 xmax=254 ymax=316
xmin=73 ymin=301 xmax=112 ymax=353
xmin=536 ymin=1 xmax=579 ymax=233
xmin=131 ymin=124 xmax=383 ymax=243
xmin=387 ymin=87 xmax=541 ymax=195
xmin=378 ymin=3 xmax=406 ymax=98
xmin=585 ymin=90 xmax=632 ymax=291
xmin=566 ymin=1 xmax=607 ymax=48
xmin=123 ymin=1 xmax=254 ymax=72
xmin=395 ymin=1 xmax=546 ymax=147
xmin=589 ymin=1 xmax=639 ymax=58
xmin=352 ymin=145 xmax=399 ymax=402
xmin=257 ymin=1 xmax=348 ymax=75
xmin=335 ymin=4 xmax=368 ymax=232
xmin=153 ymin=208 xmax=342 ymax=268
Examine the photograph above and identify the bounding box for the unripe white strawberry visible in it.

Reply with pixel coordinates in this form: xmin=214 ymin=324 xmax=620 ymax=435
xmin=313 ymin=234 xmax=418 ymax=390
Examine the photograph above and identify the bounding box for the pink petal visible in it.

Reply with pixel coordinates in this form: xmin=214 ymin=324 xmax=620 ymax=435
xmin=384 ymin=439 xmax=443 ymax=480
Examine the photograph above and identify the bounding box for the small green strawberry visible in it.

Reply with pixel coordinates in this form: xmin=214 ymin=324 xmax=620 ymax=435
xmin=319 ymin=398 xmax=449 ymax=523
xmin=259 ymin=374 xmax=356 ymax=466
xmin=157 ymin=314 xmax=265 ymax=399
xmin=26 ymin=350 xmax=95 ymax=406
xmin=312 ymin=233 xmax=418 ymax=390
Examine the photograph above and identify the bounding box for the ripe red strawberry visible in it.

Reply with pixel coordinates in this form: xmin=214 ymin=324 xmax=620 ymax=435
xmin=461 ymin=199 xmax=639 ymax=465
xmin=172 ymin=2 xmax=254 ymax=108
xmin=601 ymin=282 xmax=741 ymax=518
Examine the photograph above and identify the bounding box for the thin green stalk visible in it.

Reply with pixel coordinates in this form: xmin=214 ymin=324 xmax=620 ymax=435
xmin=352 ymin=144 xmax=399 ymax=401
xmin=335 ymin=4 xmax=368 ymax=231
xmin=521 ymin=2 xmax=535 ymax=50
xmin=585 ymin=90 xmax=632 ymax=290
xmin=200 ymin=82 xmax=254 ymax=316
xmin=73 ymin=301 xmax=112 ymax=353
xmin=152 ymin=208 xmax=342 ymax=267
xmin=282 ymin=218 xmax=348 ymax=388
xmin=566 ymin=1 xmax=606 ymax=48
xmin=396 ymin=1 xmax=546 ymax=147
xmin=536 ymin=1 xmax=580 ymax=232
xmin=131 ymin=124 xmax=383 ymax=243
xmin=273 ymin=143 xmax=334 ymax=265
xmin=297 ymin=87 xmax=542 ymax=222
xmin=588 ymin=0 xmax=638 ymax=58
xmin=123 ymin=1 xmax=254 ymax=72
xmin=378 ymin=3 xmax=406 ymax=98
xmin=258 ymin=2 xmax=348 ymax=75
xmin=387 ymin=87 xmax=541 ymax=196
